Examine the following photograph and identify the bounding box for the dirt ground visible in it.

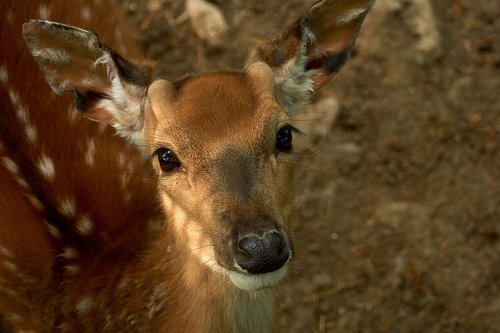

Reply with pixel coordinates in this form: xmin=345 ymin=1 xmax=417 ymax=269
xmin=118 ymin=0 xmax=500 ymax=332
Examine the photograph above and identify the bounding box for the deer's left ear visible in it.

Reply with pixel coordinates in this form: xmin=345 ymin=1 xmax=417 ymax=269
xmin=249 ymin=0 xmax=374 ymax=115
xmin=23 ymin=20 xmax=154 ymax=144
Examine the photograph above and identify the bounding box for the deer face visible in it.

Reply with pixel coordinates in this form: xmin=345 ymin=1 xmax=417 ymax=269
xmin=144 ymin=63 xmax=295 ymax=289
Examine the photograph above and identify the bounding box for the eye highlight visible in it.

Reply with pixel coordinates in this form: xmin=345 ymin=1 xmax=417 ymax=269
xmin=275 ymin=125 xmax=298 ymax=152
xmin=154 ymin=147 xmax=181 ymax=173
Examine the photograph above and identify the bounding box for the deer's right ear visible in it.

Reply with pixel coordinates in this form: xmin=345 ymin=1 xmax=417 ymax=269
xmin=22 ymin=20 xmax=154 ymax=144
xmin=249 ymin=0 xmax=374 ymax=115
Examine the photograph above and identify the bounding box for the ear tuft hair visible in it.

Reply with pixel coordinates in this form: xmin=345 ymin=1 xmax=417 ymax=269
xmin=23 ymin=20 xmax=154 ymax=146
xmin=248 ymin=0 xmax=375 ymax=115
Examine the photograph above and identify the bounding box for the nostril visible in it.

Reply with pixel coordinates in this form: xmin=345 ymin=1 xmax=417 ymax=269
xmin=264 ymin=231 xmax=285 ymax=253
xmin=270 ymin=231 xmax=285 ymax=251
xmin=238 ymin=236 xmax=258 ymax=256
xmin=238 ymin=232 xmax=284 ymax=256
xmin=235 ymin=231 xmax=290 ymax=274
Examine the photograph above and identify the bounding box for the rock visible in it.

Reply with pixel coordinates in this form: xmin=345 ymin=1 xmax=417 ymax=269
xmin=147 ymin=0 xmax=163 ymax=12
xmin=185 ymin=0 xmax=228 ymax=46
xmin=312 ymin=273 xmax=334 ymax=289
xmin=405 ymin=0 xmax=442 ymax=64
xmin=332 ymin=142 xmax=363 ymax=174
xmin=374 ymin=202 xmax=429 ymax=232
xmin=357 ymin=0 xmax=442 ymax=64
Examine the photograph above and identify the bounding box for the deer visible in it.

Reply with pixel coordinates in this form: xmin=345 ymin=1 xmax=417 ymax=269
xmin=0 ymin=0 xmax=374 ymax=332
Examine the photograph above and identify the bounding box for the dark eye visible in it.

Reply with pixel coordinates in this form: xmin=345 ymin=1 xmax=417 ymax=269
xmin=155 ymin=147 xmax=181 ymax=173
xmin=276 ymin=125 xmax=294 ymax=152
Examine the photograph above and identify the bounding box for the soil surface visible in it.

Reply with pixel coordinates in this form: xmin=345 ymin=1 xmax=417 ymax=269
xmin=120 ymin=0 xmax=500 ymax=332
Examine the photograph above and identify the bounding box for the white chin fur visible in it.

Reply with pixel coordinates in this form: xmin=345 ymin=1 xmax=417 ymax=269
xmin=228 ymin=265 xmax=288 ymax=291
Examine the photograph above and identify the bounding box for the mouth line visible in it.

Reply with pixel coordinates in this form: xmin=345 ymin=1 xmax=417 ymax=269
xmin=227 ymin=265 xmax=288 ymax=291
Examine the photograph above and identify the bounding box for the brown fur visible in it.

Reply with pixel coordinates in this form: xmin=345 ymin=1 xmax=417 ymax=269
xmin=0 ymin=1 xmax=159 ymax=331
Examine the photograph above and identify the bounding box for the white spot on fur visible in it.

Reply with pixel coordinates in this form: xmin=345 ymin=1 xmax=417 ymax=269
xmin=57 ymin=322 xmax=70 ymax=332
xmin=127 ymin=161 xmax=135 ymax=172
xmin=59 ymin=247 xmax=78 ymax=259
xmin=76 ymin=295 xmax=93 ymax=313
xmin=127 ymin=314 xmax=138 ymax=326
xmin=104 ymin=314 xmax=114 ymax=330
xmin=85 ymin=138 xmax=96 ymax=166
xmin=118 ymin=277 xmax=130 ymax=290
xmin=16 ymin=106 xmax=28 ymax=124
xmin=3 ymin=261 xmax=18 ymax=272
xmin=25 ymin=124 xmax=37 ymax=144
xmin=39 ymin=4 xmax=51 ymax=19
xmin=64 ymin=265 xmax=80 ymax=275
xmin=6 ymin=313 xmax=22 ymax=322
xmin=0 ymin=65 xmax=7 ymax=84
xmin=59 ymin=197 xmax=77 ymax=218
xmin=17 ymin=177 xmax=30 ymax=190
xmin=120 ymin=174 xmax=131 ymax=188
xmin=68 ymin=107 xmax=78 ymax=123
xmin=148 ymin=293 xmax=165 ymax=319
xmin=45 ymin=221 xmax=62 ymax=239
xmin=0 ymin=246 xmax=13 ymax=258
xmin=27 ymin=194 xmax=43 ymax=211
xmin=38 ymin=154 xmax=55 ymax=181
xmin=82 ymin=6 xmax=91 ymax=21
xmin=228 ymin=265 xmax=288 ymax=291
xmin=3 ymin=288 xmax=18 ymax=298
xmin=8 ymin=90 xmax=20 ymax=106
xmin=76 ymin=216 xmax=94 ymax=235
xmin=336 ymin=7 xmax=369 ymax=25
xmin=117 ymin=153 xmax=126 ymax=167
xmin=2 ymin=156 xmax=18 ymax=174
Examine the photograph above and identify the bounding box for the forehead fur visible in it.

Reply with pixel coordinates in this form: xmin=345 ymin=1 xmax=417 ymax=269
xmin=148 ymin=65 xmax=286 ymax=156
xmin=176 ymin=72 xmax=258 ymax=130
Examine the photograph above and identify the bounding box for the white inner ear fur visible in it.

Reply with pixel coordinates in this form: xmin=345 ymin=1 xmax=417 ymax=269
xmin=274 ymin=27 xmax=318 ymax=116
xmin=337 ymin=7 xmax=369 ymax=25
xmin=94 ymin=53 xmax=148 ymax=146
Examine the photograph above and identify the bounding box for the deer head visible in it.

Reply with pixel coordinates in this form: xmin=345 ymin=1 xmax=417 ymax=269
xmin=23 ymin=0 xmax=374 ymax=291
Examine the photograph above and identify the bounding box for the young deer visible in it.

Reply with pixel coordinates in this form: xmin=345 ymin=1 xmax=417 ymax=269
xmin=0 ymin=0 xmax=373 ymax=331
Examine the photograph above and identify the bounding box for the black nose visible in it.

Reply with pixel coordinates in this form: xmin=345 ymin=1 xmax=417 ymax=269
xmin=235 ymin=231 xmax=290 ymax=274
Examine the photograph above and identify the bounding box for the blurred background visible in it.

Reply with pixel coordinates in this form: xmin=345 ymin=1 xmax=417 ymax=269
xmin=119 ymin=0 xmax=499 ymax=332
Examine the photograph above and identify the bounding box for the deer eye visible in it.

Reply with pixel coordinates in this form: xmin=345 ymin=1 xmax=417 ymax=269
xmin=154 ymin=147 xmax=181 ymax=173
xmin=275 ymin=125 xmax=294 ymax=152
